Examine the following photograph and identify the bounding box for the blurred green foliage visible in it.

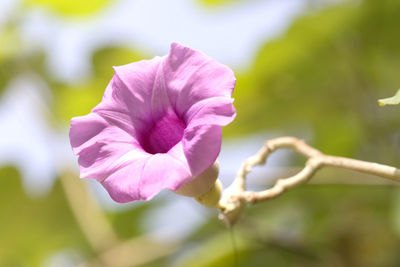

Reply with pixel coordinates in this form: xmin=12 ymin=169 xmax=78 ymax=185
xmin=198 ymin=0 xmax=241 ymax=7
xmin=0 ymin=166 xmax=159 ymax=266
xmin=175 ymin=185 xmax=400 ymax=267
xmin=0 ymin=25 xmax=21 ymax=62
xmin=230 ymin=0 xmax=400 ymax=161
xmin=0 ymin=25 xmax=48 ymax=94
xmin=24 ymin=0 xmax=113 ymax=16
xmin=1 ymin=0 xmax=400 ymax=266
xmin=52 ymin=47 xmax=146 ymax=122
xmin=0 ymin=167 xmax=90 ymax=266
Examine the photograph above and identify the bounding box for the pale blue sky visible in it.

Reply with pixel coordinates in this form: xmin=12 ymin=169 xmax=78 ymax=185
xmin=15 ymin=0 xmax=308 ymax=82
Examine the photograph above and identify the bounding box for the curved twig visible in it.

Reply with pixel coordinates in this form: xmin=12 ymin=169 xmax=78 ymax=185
xmin=219 ymin=137 xmax=400 ymax=226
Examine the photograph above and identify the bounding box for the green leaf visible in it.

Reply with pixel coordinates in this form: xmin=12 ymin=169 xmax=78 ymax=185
xmin=378 ymin=89 xmax=400 ymax=106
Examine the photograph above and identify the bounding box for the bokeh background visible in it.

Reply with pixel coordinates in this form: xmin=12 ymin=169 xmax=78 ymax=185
xmin=1 ymin=0 xmax=400 ymax=266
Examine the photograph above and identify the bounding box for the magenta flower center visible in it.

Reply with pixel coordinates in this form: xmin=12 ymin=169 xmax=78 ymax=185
xmin=141 ymin=112 xmax=186 ymax=154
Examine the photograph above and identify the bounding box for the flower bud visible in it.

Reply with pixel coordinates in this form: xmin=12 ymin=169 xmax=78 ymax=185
xmin=173 ymin=161 xmax=220 ymax=198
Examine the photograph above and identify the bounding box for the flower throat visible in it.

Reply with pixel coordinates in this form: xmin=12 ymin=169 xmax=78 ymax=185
xmin=141 ymin=112 xmax=186 ymax=154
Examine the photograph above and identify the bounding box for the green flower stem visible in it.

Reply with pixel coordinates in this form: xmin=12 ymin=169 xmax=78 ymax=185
xmin=195 ymin=179 xmax=223 ymax=209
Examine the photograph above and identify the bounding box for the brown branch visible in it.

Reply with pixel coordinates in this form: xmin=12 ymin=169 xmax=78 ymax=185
xmin=219 ymin=137 xmax=400 ymax=226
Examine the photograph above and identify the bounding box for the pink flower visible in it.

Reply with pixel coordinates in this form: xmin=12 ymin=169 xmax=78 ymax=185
xmin=69 ymin=43 xmax=236 ymax=203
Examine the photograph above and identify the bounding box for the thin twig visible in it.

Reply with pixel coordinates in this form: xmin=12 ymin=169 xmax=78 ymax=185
xmin=219 ymin=136 xmax=400 ymax=226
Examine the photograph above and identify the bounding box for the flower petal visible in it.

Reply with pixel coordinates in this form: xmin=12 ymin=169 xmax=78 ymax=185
xmin=69 ymin=113 xmax=149 ymax=182
xmin=184 ymin=96 xmax=236 ymax=128
xmin=69 ymin=43 xmax=237 ymax=204
xmin=70 ymin=113 xmax=134 ymax=155
xmin=138 ymin=153 xmax=191 ymax=200
xmin=182 ymin=124 xmax=222 ymax=176
xmin=101 ymin=156 xmax=149 ymax=203
xmin=150 ymin=63 xmax=173 ymax=121
xmin=93 ymin=57 xmax=163 ymax=137
xmin=77 ymin=142 xmax=149 ymax=182
xmin=162 ymin=42 xmax=236 ymax=117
